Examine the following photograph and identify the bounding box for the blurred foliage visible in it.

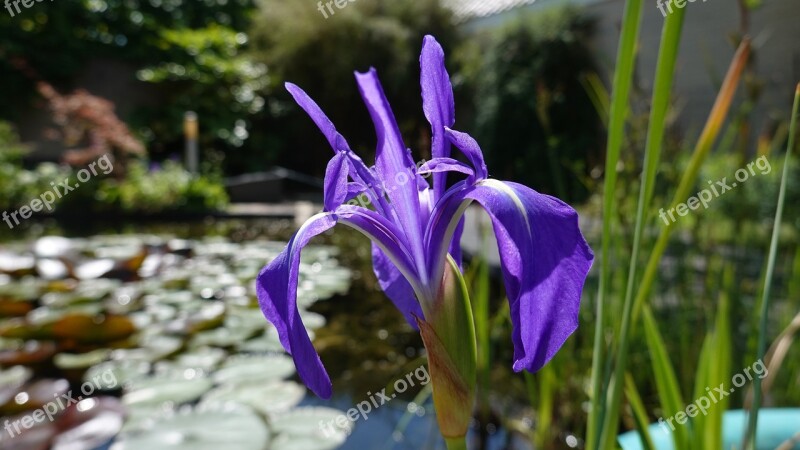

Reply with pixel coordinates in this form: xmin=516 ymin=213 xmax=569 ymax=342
xmin=246 ymin=0 xmax=461 ymax=177
xmin=0 ymin=0 xmax=258 ymax=161
xmin=459 ymin=7 xmax=602 ymax=202
xmin=0 ymin=121 xmax=227 ymax=215
xmin=98 ymin=160 xmax=229 ymax=213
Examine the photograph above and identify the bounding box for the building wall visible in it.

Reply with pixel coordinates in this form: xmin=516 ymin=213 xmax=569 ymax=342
xmin=465 ymin=0 xmax=800 ymax=142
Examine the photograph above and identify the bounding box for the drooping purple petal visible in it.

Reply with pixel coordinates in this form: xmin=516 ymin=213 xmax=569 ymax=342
xmin=371 ymin=243 xmax=424 ymax=328
xmin=258 ymin=204 xmax=423 ymax=399
xmin=420 ymin=35 xmax=455 ymax=202
xmin=256 ymin=213 xmax=338 ymax=398
xmin=444 ymin=128 xmax=488 ymax=181
xmin=425 ymin=180 xmax=593 ymax=373
xmin=355 ymin=68 xmax=426 ymax=276
xmin=419 ymin=157 xmax=475 ymax=177
xmin=324 ymin=152 xmax=349 ymax=211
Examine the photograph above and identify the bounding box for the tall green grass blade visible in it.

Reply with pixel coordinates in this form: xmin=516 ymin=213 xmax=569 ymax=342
xmin=586 ymin=0 xmax=643 ymax=446
xmin=631 ymin=39 xmax=751 ymax=322
xmin=525 ymin=365 xmax=555 ymax=449
xmin=642 ymin=305 xmax=689 ymax=449
xmin=703 ymin=268 xmax=732 ymax=450
xmin=624 ymin=373 xmax=656 ymax=450
xmin=743 ymin=82 xmax=800 ymax=450
xmin=596 ymin=5 xmax=685 ymax=448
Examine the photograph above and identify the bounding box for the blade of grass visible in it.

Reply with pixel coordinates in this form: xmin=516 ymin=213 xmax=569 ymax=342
xmin=596 ymin=5 xmax=686 ymax=448
xmin=525 ymin=365 xmax=555 ymax=449
xmin=631 ymin=38 xmax=751 ymax=322
xmin=701 ymin=267 xmax=732 ymax=450
xmin=586 ymin=0 xmax=644 ymax=446
xmin=743 ymin=82 xmax=800 ymax=450
xmin=624 ymin=373 xmax=657 ymax=450
xmin=642 ymin=305 xmax=689 ymax=449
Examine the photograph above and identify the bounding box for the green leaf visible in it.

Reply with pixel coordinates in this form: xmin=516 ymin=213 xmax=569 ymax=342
xmin=642 ymin=305 xmax=689 ymax=449
xmin=624 ymin=373 xmax=656 ymax=450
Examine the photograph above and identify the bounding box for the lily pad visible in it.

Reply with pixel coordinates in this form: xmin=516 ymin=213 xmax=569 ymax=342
xmin=0 ymin=365 xmax=32 ymax=405
xmin=212 ymin=354 xmax=296 ymax=384
xmin=269 ymin=406 xmax=351 ymax=449
xmin=173 ymin=347 xmax=227 ymax=371
xmin=84 ymin=360 xmax=151 ymax=391
xmin=201 ymin=380 xmax=305 ymax=417
xmin=52 ymin=314 xmax=136 ymax=344
xmin=123 ymin=376 xmax=213 ymax=407
xmin=54 ymin=349 xmax=112 ymax=370
xmin=52 ymin=397 xmax=127 ymax=450
xmin=112 ymin=403 xmax=269 ymax=450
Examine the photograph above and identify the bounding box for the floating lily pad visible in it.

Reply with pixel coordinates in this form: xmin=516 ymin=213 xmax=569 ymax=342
xmin=84 ymin=360 xmax=150 ymax=391
xmin=173 ymin=347 xmax=227 ymax=371
xmin=54 ymin=349 xmax=112 ymax=370
xmin=111 ymin=335 xmax=183 ymax=363
xmin=201 ymin=380 xmax=305 ymax=417
xmin=123 ymin=376 xmax=213 ymax=407
xmin=0 ymin=410 xmax=58 ymax=450
xmin=269 ymin=406 xmax=351 ymax=449
xmin=190 ymin=325 xmax=259 ymax=349
xmin=163 ymin=303 xmax=225 ymax=335
xmin=0 ymin=341 xmax=57 ymax=366
xmin=1 ymin=378 xmax=70 ymax=416
xmin=212 ymin=354 xmax=295 ymax=384
xmin=0 ymin=251 xmax=35 ymax=277
xmin=112 ymin=403 xmax=269 ymax=450
xmin=52 ymin=397 xmax=127 ymax=450
xmin=52 ymin=314 xmax=136 ymax=344
xmin=0 ymin=365 xmax=32 ymax=405
xmin=237 ymin=333 xmax=284 ymax=354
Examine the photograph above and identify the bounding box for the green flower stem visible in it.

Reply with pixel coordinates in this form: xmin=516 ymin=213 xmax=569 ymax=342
xmin=445 ymin=436 xmax=468 ymax=450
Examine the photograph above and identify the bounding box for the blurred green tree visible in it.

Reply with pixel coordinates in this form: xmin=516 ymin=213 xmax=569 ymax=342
xmin=246 ymin=0 xmax=462 ymax=176
xmin=0 ymin=0 xmax=258 ymax=162
xmin=464 ymin=7 xmax=602 ymax=202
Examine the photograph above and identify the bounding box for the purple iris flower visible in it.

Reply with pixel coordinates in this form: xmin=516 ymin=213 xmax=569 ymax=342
xmin=257 ymin=35 xmax=594 ymax=399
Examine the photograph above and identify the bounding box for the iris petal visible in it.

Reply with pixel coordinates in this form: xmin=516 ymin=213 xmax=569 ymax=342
xmin=420 ymin=35 xmax=456 ymax=201
xmin=355 ymin=68 xmax=427 ymax=278
xmin=371 ymin=243 xmax=424 ymax=328
xmin=426 ymin=180 xmax=593 ymax=373
xmin=324 ymin=152 xmax=349 ymax=211
xmin=256 ymin=213 xmax=338 ymax=398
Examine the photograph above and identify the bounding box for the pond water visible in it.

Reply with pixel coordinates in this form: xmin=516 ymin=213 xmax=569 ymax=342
xmin=0 ymin=220 xmax=531 ymax=450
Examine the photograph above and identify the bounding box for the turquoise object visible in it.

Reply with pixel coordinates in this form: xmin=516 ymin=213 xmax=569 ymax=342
xmin=618 ymin=408 xmax=800 ymax=449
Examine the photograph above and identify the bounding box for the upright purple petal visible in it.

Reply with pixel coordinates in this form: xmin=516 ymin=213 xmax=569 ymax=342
xmin=371 ymin=243 xmax=424 ymax=328
xmin=420 ymin=35 xmax=455 ymax=202
xmin=324 ymin=152 xmax=349 ymax=211
xmin=256 ymin=213 xmax=338 ymax=398
xmin=285 ymin=82 xmax=348 ymax=151
xmin=355 ymin=68 xmax=427 ymax=277
xmin=286 ymin=82 xmax=392 ymax=217
xmin=426 ymin=180 xmax=593 ymax=373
